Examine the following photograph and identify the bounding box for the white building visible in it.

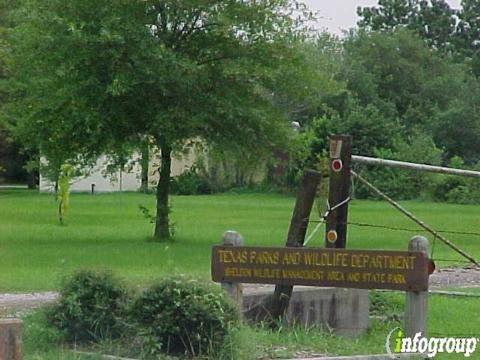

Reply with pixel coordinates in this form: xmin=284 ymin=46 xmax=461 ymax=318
xmin=39 ymin=149 xmax=197 ymax=193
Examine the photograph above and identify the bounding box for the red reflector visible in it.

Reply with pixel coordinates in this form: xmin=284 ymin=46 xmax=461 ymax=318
xmin=332 ymin=159 xmax=343 ymax=172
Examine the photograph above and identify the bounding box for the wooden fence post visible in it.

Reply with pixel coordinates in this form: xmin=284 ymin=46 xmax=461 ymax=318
xmin=405 ymin=236 xmax=429 ymax=338
xmin=0 ymin=319 xmax=22 ymax=360
xmin=325 ymin=135 xmax=352 ymax=249
xmin=268 ymin=169 xmax=322 ymax=320
xmin=220 ymin=230 xmax=244 ymax=308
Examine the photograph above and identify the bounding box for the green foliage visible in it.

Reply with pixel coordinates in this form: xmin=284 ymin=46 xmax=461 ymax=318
xmin=57 ymin=164 xmax=74 ymax=225
xmin=129 ymin=277 xmax=240 ymax=358
xmin=294 ymin=28 xmax=480 ymax=200
xmin=138 ymin=204 xmax=155 ymax=224
xmin=0 ymin=130 xmax=29 ymax=184
xmin=443 ymin=184 xmax=480 ymax=204
xmin=357 ymin=0 xmax=457 ymax=52
xmin=342 ymin=29 xmax=463 ymax=126
xmin=357 ymin=0 xmax=480 ymax=76
xmin=431 ymin=158 xmax=480 ymax=204
xmin=355 ymin=132 xmax=443 ymax=200
xmin=325 ymin=100 xmax=400 ymax=156
xmin=337 ymin=28 xmax=477 ymax=167
xmin=0 ymin=0 xmax=14 ymax=110
xmin=170 ymin=168 xmax=212 ymax=195
xmin=456 ymin=0 xmax=480 ymax=75
xmin=28 ymin=268 xmax=242 ymax=358
xmin=272 ymin=34 xmax=346 ymax=127
xmin=47 ymin=269 xmax=130 ymax=343
xmin=430 ymin=85 xmax=480 ymax=164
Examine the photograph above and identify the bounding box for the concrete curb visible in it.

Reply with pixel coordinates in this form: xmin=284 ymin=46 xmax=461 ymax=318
xmin=290 ymin=354 xmax=422 ymax=360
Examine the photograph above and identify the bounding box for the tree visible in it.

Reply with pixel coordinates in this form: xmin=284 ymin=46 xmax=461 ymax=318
xmin=0 ymin=0 xmax=12 ymax=109
xmin=271 ymin=33 xmax=346 ymax=126
xmin=10 ymin=0 xmax=313 ymax=240
xmin=455 ymin=0 xmax=480 ymax=75
xmin=357 ymin=0 xmax=480 ymax=75
xmin=357 ymin=0 xmax=457 ymax=52
xmin=306 ymin=29 xmax=480 ymax=167
xmin=340 ymin=29 xmax=468 ymax=130
xmin=0 ymin=0 xmax=40 ymax=188
xmin=430 ymin=81 xmax=480 ymax=163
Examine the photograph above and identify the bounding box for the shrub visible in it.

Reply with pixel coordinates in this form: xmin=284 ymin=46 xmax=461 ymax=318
xmin=47 ymin=269 xmax=129 ymax=343
xmin=444 ymin=184 xmax=480 ymax=204
xmin=170 ymin=168 xmax=212 ymax=195
xmin=129 ymin=277 xmax=240 ymax=358
xmin=428 ymin=158 xmax=480 ymax=204
xmin=354 ymin=134 xmax=443 ymax=200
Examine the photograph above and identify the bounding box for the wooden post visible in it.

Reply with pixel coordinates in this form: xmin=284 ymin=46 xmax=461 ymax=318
xmin=0 ymin=319 xmax=22 ymax=360
xmin=325 ymin=135 xmax=352 ymax=249
xmin=268 ymin=169 xmax=322 ymax=320
xmin=221 ymin=231 xmax=244 ymax=308
xmin=405 ymin=236 xmax=429 ymax=338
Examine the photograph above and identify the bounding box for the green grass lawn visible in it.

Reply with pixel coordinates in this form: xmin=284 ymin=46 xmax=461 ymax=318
xmin=1 ymin=189 xmax=479 ymax=291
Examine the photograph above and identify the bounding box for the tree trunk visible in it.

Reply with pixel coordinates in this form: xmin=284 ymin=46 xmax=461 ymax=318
xmin=54 ymin=179 xmax=58 ymax=201
xmin=140 ymin=140 xmax=149 ymax=193
xmin=154 ymin=140 xmax=172 ymax=240
xmin=26 ymin=170 xmax=38 ymax=189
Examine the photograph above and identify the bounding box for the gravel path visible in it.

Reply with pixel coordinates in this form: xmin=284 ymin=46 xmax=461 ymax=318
xmin=0 ymin=291 xmax=57 ymax=316
xmin=0 ymin=266 xmax=479 ymax=315
xmin=429 ymin=265 xmax=480 ymax=289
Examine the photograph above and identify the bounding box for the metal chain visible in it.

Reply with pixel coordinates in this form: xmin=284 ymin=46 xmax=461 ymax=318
xmin=431 ymin=234 xmax=437 ymax=259
xmin=323 ymin=196 xmax=351 ymax=220
xmin=304 ymin=218 xmax=325 ymax=246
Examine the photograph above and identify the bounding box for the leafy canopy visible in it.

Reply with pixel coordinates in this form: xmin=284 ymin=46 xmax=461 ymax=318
xmin=11 ymin=0 xmax=313 ymax=163
xmin=357 ymin=0 xmax=480 ymax=75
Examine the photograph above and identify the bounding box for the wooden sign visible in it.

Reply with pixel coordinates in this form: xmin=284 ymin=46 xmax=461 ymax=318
xmin=211 ymin=246 xmax=429 ymax=291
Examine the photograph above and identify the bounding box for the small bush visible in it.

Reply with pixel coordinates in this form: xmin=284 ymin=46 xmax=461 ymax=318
xmin=428 ymin=158 xmax=480 ymax=204
xmin=129 ymin=277 xmax=240 ymax=357
xmin=47 ymin=269 xmax=129 ymax=343
xmin=170 ymin=168 xmax=212 ymax=195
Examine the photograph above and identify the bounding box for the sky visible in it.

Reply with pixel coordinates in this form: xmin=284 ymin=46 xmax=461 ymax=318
xmin=304 ymin=0 xmax=462 ymax=36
